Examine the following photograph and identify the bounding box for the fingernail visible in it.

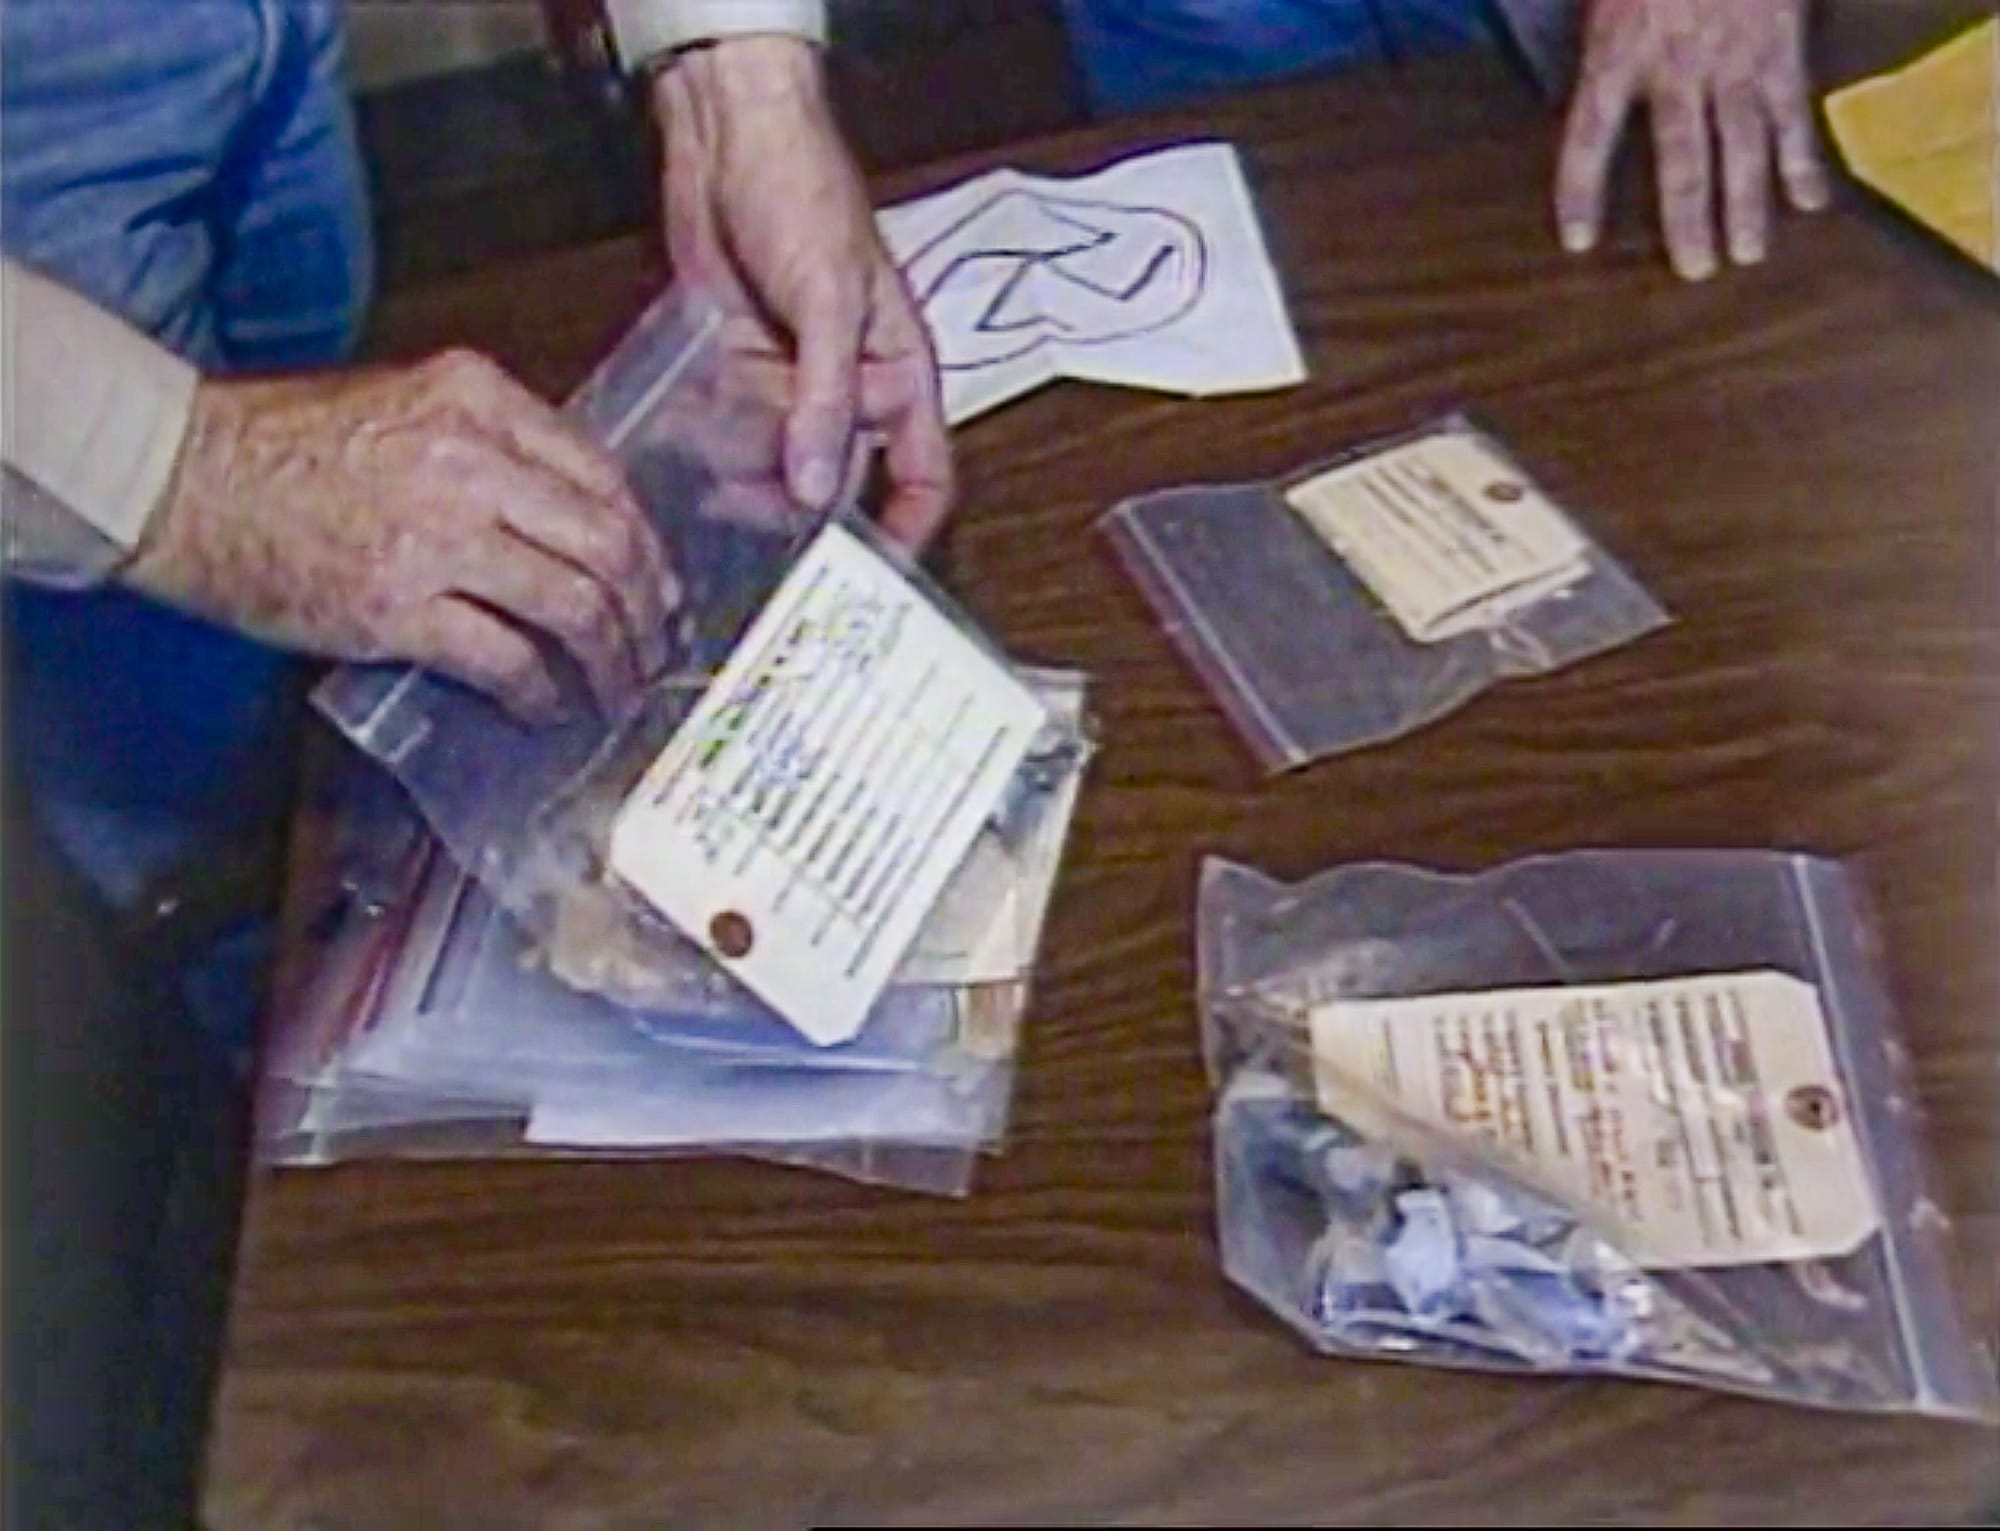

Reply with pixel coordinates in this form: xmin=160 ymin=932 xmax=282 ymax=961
xmin=1674 ymin=251 xmax=1719 ymax=283
xmin=794 ymin=456 xmax=839 ymax=509
xmin=644 ymin=591 xmax=676 ymax=674
xmin=1729 ymin=234 xmax=1767 ymax=268
xmin=1560 ymin=222 xmax=1596 ymax=254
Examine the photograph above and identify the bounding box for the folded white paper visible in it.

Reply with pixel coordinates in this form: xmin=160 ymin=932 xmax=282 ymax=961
xmin=879 ymin=142 xmax=1307 ymax=425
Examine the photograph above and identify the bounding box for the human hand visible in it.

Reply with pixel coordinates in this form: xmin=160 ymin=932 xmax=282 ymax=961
xmin=124 ymin=351 xmax=677 ymax=723
xmin=1555 ymin=0 xmax=1831 ymax=280
xmin=652 ymin=37 xmax=952 ymax=548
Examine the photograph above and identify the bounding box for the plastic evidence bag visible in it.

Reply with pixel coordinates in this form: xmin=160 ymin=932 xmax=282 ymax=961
xmin=260 ymin=842 xmax=1024 ymax=1195
xmin=1197 ymin=849 xmax=2000 ymax=1421
xmin=271 ymin=1010 xmax=1023 ymax=1197
xmin=315 ymin=288 xmax=1090 ymax=1046
xmin=1101 ymin=413 xmax=1668 ymax=772
xmin=341 ymin=665 xmax=1094 ymax=1086
xmin=260 ymin=673 xmax=1091 ymax=1196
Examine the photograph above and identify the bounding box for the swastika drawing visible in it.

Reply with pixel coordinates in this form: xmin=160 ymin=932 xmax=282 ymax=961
xmin=900 ymin=190 xmax=1211 ymax=372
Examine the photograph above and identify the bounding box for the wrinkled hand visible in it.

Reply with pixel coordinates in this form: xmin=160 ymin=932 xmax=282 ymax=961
xmin=653 ymin=37 xmax=952 ymax=548
xmin=124 ymin=351 xmax=676 ymax=723
xmin=1556 ymin=0 xmax=1831 ymax=279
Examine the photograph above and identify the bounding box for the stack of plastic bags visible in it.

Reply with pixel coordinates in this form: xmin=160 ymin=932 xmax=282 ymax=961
xmin=257 ymin=289 xmax=1092 ymax=1197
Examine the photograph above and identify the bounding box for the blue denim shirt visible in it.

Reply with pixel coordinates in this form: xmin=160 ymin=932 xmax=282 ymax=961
xmin=2 ymin=0 xmax=371 ymax=908
xmin=1060 ymin=0 xmax=1497 ymax=113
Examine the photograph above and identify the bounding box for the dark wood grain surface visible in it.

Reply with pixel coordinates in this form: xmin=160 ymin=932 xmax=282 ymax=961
xmin=208 ymin=29 xmax=2000 ymax=1530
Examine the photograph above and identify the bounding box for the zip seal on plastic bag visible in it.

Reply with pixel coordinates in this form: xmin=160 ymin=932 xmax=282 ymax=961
xmin=1197 ymin=849 xmax=2000 ymax=1421
xmin=1101 ymin=413 xmax=1669 ymax=772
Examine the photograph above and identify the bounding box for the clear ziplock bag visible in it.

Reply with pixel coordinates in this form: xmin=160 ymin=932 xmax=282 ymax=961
xmin=314 ymin=288 xmax=1090 ymax=1047
xmin=1102 ymin=414 xmax=1668 ymax=773
xmin=260 ymin=671 xmax=1091 ymax=1197
xmin=260 ymin=861 xmax=1027 ymax=1196
xmin=1198 ymin=850 xmax=1999 ymax=1421
xmin=257 ymin=839 xmax=1019 ymax=1192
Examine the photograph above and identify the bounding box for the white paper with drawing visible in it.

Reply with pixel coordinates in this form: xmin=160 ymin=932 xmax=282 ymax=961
xmin=879 ymin=142 xmax=1307 ymax=425
xmin=608 ymin=521 xmax=1049 ymax=1047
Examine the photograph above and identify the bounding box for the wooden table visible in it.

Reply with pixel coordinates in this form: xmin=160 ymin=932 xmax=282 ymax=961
xmin=206 ymin=27 xmax=2000 ymax=1529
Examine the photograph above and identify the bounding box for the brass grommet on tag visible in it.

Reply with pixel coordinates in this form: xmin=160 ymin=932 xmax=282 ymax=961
xmin=709 ymin=911 xmax=754 ymax=960
xmin=1484 ymin=480 xmax=1526 ymax=503
xmin=1787 ymin=1084 xmax=1840 ymax=1131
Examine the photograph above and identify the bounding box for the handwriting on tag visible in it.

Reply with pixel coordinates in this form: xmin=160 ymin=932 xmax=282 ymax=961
xmin=1285 ymin=429 xmax=1590 ymax=643
xmin=609 ymin=520 xmax=1049 ymax=1047
xmin=1309 ymin=971 xmax=1880 ymax=1269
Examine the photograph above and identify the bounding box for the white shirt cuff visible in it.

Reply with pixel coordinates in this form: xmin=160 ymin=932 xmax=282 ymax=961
xmin=2 ymin=258 xmax=196 ymax=582
xmin=606 ymin=0 xmax=828 ymax=71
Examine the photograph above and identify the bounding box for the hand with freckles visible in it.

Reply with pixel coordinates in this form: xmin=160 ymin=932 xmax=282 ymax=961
xmin=126 ymin=350 xmax=678 ymax=724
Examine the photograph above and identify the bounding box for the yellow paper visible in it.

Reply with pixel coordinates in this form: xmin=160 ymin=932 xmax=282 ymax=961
xmin=1825 ymin=19 xmax=1998 ymax=270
